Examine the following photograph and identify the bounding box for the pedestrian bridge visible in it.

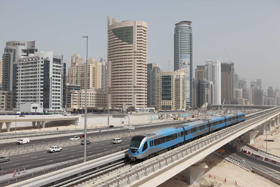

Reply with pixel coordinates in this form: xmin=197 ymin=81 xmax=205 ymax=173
xmin=0 ymin=115 xmax=79 ymax=132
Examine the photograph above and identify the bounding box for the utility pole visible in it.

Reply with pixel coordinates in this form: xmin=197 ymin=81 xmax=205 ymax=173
xmin=82 ymin=35 xmax=88 ymax=162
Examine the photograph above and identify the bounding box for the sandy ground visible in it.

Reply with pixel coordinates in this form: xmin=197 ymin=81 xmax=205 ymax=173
xmin=160 ymin=126 xmax=280 ymax=187
xmin=159 ymin=154 xmax=278 ymax=187
xmin=252 ymin=126 xmax=280 ymax=156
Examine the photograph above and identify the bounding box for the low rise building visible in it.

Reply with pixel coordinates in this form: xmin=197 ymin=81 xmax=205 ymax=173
xmin=0 ymin=91 xmax=12 ymax=111
xmin=160 ymin=69 xmax=186 ymax=111
xmin=70 ymin=88 xmax=107 ymax=111
xmin=65 ymin=84 xmax=80 ymax=110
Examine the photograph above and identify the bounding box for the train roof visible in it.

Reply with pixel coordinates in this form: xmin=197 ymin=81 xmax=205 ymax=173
xmin=142 ymin=113 xmax=244 ymax=139
xmin=182 ymin=120 xmax=206 ymax=130
xmin=144 ymin=127 xmax=181 ymax=139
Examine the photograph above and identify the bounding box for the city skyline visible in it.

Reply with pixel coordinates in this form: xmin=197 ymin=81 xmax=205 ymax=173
xmin=0 ymin=0 xmax=280 ymax=89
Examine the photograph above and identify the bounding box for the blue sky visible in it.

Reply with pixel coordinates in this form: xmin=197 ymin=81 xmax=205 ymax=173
xmin=1 ymin=0 xmax=279 ymax=88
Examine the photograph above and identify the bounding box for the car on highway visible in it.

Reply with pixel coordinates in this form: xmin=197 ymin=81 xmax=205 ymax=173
xmin=16 ymin=138 xmax=30 ymax=144
xmin=0 ymin=156 xmax=10 ymax=163
xmin=112 ymin=138 xmax=122 ymax=144
xmin=48 ymin=146 xmax=62 ymax=153
xmin=81 ymin=139 xmax=91 ymax=145
xmin=69 ymin=136 xmax=80 ymax=141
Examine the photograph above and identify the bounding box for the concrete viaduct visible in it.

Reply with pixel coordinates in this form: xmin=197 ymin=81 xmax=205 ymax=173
xmin=0 ymin=115 xmax=79 ymax=132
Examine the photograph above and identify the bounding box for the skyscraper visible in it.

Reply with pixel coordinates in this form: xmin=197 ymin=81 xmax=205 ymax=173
xmin=100 ymin=58 xmax=108 ymax=90
xmin=193 ymin=65 xmax=214 ymax=108
xmin=205 ymin=60 xmax=221 ymax=105
xmin=221 ymin=62 xmax=234 ymax=104
xmin=174 ymin=21 xmax=193 ymax=107
xmin=147 ymin=63 xmax=161 ymax=109
xmin=108 ymin=17 xmax=147 ymax=109
xmin=67 ymin=54 xmax=103 ymax=90
xmin=2 ymin=41 xmax=37 ymax=108
xmin=0 ymin=60 xmax=2 ymax=89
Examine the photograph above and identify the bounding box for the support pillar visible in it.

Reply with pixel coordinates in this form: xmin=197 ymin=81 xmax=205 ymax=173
xmin=37 ymin=121 xmax=41 ymax=128
xmin=241 ymin=130 xmax=259 ymax=144
xmin=183 ymin=162 xmax=208 ymax=185
xmin=0 ymin=122 xmax=3 ymax=132
xmin=32 ymin=121 xmax=36 ymax=128
xmin=42 ymin=121 xmax=46 ymax=128
xmin=262 ymin=124 xmax=267 ymax=135
xmin=270 ymin=120 xmax=274 ymax=130
xmin=6 ymin=122 xmax=11 ymax=132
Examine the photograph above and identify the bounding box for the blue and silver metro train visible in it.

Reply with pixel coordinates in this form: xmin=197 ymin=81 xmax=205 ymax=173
xmin=128 ymin=112 xmax=245 ymax=161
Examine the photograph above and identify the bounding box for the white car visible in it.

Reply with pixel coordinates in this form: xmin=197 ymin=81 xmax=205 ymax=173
xmin=112 ymin=138 xmax=122 ymax=144
xmin=48 ymin=146 xmax=62 ymax=153
xmin=70 ymin=136 xmax=80 ymax=141
xmin=17 ymin=138 xmax=30 ymax=145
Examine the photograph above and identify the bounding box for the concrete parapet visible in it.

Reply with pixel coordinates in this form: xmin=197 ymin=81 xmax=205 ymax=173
xmin=183 ymin=162 xmax=208 ymax=184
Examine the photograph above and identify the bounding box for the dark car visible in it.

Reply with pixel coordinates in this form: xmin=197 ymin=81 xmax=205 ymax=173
xmin=0 ymin=156 xmax=10 ymax=163
xmin=81 ymin=139 xmax=91 ymax=145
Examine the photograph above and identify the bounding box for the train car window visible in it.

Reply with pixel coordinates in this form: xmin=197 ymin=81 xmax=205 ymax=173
xmin=185 ymin=130 xmax=189 ymax=135
xmin=154 ymin=138 xmax=159 ymax=145
xmin=199 ymin=126 xmax=204 ymax=130
xmin=191 ymin=128 xmax=196 ymax=133
xmin=207 ymin=123 xmax=211 ymax=128
xmin=142 ymin=142 xmax=148 ymax=151
xmin=181 ymin=131 xmax=184 ymax=136
xmin=150 ymin=140 xmax=154 ymax=147
xmin=160 ymin=137 xmax=165 ymax=144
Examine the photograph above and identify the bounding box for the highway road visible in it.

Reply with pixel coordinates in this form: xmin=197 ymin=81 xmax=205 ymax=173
xmin=0 ymin=120 xmax=185 ymax=150
xmin=0 ymin=137 xmax=130 ymax=175
xmin=0 ymin=121 xmax=186 ymax=176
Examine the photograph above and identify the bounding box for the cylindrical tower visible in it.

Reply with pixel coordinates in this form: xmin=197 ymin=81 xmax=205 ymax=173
xmin=174 ymin=21 xmax=193 ymax=108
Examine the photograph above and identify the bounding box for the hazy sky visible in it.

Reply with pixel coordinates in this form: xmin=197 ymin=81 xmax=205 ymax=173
xmin=1 ymin=0 xmax=279 ymax=89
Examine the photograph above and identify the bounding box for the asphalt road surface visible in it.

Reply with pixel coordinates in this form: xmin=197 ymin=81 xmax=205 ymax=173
xmin=0 ymin=137 xmax=130 ymax=175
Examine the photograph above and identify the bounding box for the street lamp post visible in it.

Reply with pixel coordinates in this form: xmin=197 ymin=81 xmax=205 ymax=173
xmin=82 ymin=35 xmax=88 ymax=162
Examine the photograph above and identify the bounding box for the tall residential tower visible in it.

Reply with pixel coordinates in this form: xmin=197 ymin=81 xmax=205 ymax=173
xmin=174 ymin=21 xmax=193 ymax=107
xmin=2 ymin=41 xmax=37 ymax=108
xmin=107 ymin=17 xmax=147 ymax=109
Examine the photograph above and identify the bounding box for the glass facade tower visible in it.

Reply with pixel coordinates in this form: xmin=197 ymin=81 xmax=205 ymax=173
xmin=174 ymin=21 xmax=192 ymax=107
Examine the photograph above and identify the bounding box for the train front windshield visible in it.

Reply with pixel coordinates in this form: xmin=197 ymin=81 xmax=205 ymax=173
xmin=130 ymin=136 xmax=145 ymax=153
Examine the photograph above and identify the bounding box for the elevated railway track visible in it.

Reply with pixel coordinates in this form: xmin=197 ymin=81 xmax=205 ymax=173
xmin=8 ymin=107 xmax=280 ymax=187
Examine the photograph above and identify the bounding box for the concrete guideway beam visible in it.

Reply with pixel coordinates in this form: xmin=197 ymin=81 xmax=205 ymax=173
xmin=127 ymin=109 xmax=280 ymax=187
xmin=183 ymin=162 xmax=208 ymax=184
